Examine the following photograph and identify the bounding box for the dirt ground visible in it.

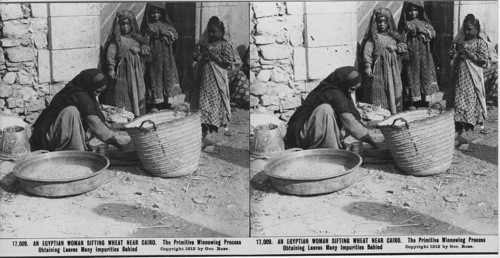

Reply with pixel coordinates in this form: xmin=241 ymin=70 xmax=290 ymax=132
xmin=250 ymin=107 xmax=498 ymax=237
xmin=0 ymin=108 xmax=249 ymax=238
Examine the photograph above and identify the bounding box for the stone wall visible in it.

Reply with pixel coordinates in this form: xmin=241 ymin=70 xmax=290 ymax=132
xmin=0 ymin=3 xmax=100 ymax=125
xmin=0 ymin=3 xmax=53 ymax=124
xmin=249 ymin=2 xmax=357 ymax=121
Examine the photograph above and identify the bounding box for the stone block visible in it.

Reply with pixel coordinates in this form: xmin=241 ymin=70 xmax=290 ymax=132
xmin=260 ymin=44 xmax=289 ymax=60
xmin=250 ymin=59 xmax=260 ymax=69
xmin=34 ymin=33 xmax=48 ymax=49
xmin=305 ymin=2 xmax=357 ymax=14
xmin=18 ymin=86 xmax=36 ymax=100
xmin=251 ymin=82 xmax=267 ymax=96
xmin=29 ymin=18 xmax=48 ymax=33
xmin=7 ymin=67 xmax=19 ymax=72
xmin=0 ymin=99 xmax=5 ymax=109
xmin=259 ymin=59 xmax=276 ymax=65
xmin=261 ymin=64 xmax=274 ymax=70
xmin=284 ymin=15 xmax=304 ymax=30
xmin=31 ymin=3 xmax=48 ymax=18
xmin=249 ymin=71 xmax=256 ymax=83
xmin=307 ymin=45 xmax=356 ymax=80
xmin=3 ymin=72 xmax=16 ymax=85
xmin=275 ymin=30 xmax=287 ymax=44
xmin=5 ymin=62 xmax=21 ymax=68
xmin=50 ymin=16 xmax=99 ymax=49
xmin=1 ymin=39 xmax=21 ymax=48
xmin=0 ymin=48 xmax=4 ymax=64
xmin=250 ymin=95 xmax=260 ymax=108
xmin=5 ymin=47 xmax=35 ymax=63
xmin=256 ymin=70 xmax=271 ymax=82
xmin=0 ymin=4 xmax=23 ymax=21
xmin=26 ymin=98 xmax=45 ymax=112
xmin=280 ymin=110 xmax=295 ymax=121
xmin=271 ymin=83 xmax=293 ymax=98
xmin=0 ymin=84 xmax=13 ymax=98
xmin=286 ymin=2 xmax=304 ymax=15
xmin=252 ymin=2 xmax=278 ymax=18
xmin=17 ymin=70 xmax=32 ymax=85
xmin=49 ymin=3 xmax=100 ymax=17
xmin=249 ymin=44 xmax=259 ymax=61
xmin=306 ymin=13 xmax=357 ymax=48
xmin=6 ymin=97 xmax=23 ymax=108
xmin=282 ymin=95 xmax=301 ymax=110
xmin=37 ymin=50 xmax=51 ymax=83
xmin=51 ymin=48 xmax=100 ymax=82
xmin=256 ymin=17 xmax=284 ymax=35
xmin=254 ymin=35 xmax=275 ymax=45
xmin=271 ymin=68 xmax=289 ymax=83
xmin=261 ymin=95 xmax=280 ymax=106
xmin=25 ymin=112 xmax=40 ymax=124
xmin=289 ymin=28 xmax=304 ymax=47
xmin=3 ymin=20 xmax=29 ymax=38
xmin=293 ymin=47 xmax=307 ymax=81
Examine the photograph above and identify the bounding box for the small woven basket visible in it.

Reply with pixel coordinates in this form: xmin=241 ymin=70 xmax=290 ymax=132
xmin=124 ymin=104 xmax=201 ymax=177
xmin=377 ymin=108 xmax=454 ymax=176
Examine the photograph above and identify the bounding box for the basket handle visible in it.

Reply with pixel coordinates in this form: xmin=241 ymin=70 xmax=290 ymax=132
xmin=391 ymin=118 xmax=409 ymax=129
xmin=174 ymin=103 xmax=190 ymax=117
xmin=139 ymin=120 xmax=157 ymax=131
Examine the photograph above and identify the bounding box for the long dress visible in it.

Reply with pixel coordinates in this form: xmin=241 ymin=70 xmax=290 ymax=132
xmin=106 ymin=35 xmax=149 ymax=117
xmin=403 ymin=19 xmax=439 ymax=102
xmin=190 ymin=40 xmax=233 ymax=132
xmin=445 ymin=38 xmax=489 ymax=127
xmin=363 ymin=33 xmax=406 ymax=114
xmin=145 ymin=21 xmax=181 ymax=105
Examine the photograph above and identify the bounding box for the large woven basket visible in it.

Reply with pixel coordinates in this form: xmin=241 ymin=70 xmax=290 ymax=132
xmin=377 ymin=108 xmax=454 ymax=176
xmin=124 ymin=105 xmax=201 ymax=177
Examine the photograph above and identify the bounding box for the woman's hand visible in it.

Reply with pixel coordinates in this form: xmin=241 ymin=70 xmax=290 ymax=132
xmin=463 ymin=49 xmax=475 ymax=59
xmin=130 ymin=46 xmax=141 ymax=55
xmin=386 ymin=45 xmax=397 ymax=53
xmin=365 ymin=67 xmax=373 ymax=77
xmin=108 ymin=70 xmax=116 ymax=80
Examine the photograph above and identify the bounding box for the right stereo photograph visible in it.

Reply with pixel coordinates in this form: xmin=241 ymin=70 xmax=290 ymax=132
xmin=249 ymin=1 xmax=498 ymax=238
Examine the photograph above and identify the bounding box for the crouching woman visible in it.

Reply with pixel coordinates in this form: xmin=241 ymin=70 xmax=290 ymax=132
xmin=285 ymin=66 xmax=381 ymax=150
xmin=31 ymin=69 xmax=130 ymax=151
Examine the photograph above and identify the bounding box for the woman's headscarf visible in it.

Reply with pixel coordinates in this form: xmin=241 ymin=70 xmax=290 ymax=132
xmin=105 ymin=10 xmax=146 ymax=51
xmin=68 ymin=69 xmax=108 ymax=95
xmin=397 ymin=1 xmax=432 ymax=34
xmin=196 ymin=16 xmax=242 ymax=67
xmin=362 ymin=8 xmax=405 ymax=52
xmin=140 ymin=3 xmax=174 ymax=34
xmin=453 ymin=13 xmax=496 ymax=63
xmin=302 ymin=66 xmax=362 ymax=120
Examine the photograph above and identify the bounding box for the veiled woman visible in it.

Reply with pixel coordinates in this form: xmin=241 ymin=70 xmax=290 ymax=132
xmin=31 ymin=69 xmax=130 ymax=151
xmin=285 ymin=66 xmax=381 ymax=150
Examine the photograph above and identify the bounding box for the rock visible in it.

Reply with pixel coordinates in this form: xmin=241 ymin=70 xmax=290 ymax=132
xmin=254 ymin=35 xmax=275 ymax=45
xmin=3 ymin=72 xmax=17 ymax=84
xmin=34 ymin=33 xmax=48 ymax=49
xmin=24 ymin=112 xmax=40 ymax=124
xmin=252 ymin=2 xmax=278 ymax=18
xmin=458 ymin=144 xmax=470 ymax=151
xmin=19 ymin=87 xmax=37 ymax=101
xmin=256 ymin=17 xmax=284 ymax=35
xmin=2 ymin=20 xmax=29 ymax=38
xmin=29 ymin=18 xmax=48 ymax=33
xmin=0 ymin=49 xmax=4 ymax=64
xmin=0 ymin=39 xmax=21 ymax=48
xmin=5 ymin=47 xmax=35 ymax=63
xmin=260 ymin=44 xmax=289 ymax=60
xmin=261 ymin=95 xmax=279 ymax=106
xmin=256 ymin=70 xmax=271 ymax=82
xmin=6 ymin=67 xmax=19 ymax=72
xmin=281 ymin=95 xmax=301 ymax=109
xmin=249 ymin=71 xmax=256 ymax=82
xmin=289 ymin=28 xmax=304 ymax=46
xmin=21 ymin=35 xmax=31 ymax=47
xmin=17 ymin=70 xmax=32 ymax=85
xmin=0 ymin=99 xmax=5 ymax=109
xmin=271 ymin=69 xmax=289 ymax=83
xmin=251 ymin=82 xmax=267 ymax=96
xmin=250 ymin=95 xmax=260 ymax=108
xmin=0 ymin=4 xmax=23 ymax=21
xmin=0 ymin=84 xmax=13 ymax=98
xmin=6 ymin=97 xmax=23 ymax=108
xmin=275 ymin=30 xmax=287 ymax=44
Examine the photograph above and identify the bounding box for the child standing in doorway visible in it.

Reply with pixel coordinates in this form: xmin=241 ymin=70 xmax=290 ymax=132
xmin=141 ymin=3 xmax=181 ymax=111
xmin=190 ymin=16 xmax=234 ymax=146
xmin=445 ymin=14 xmax=489 ymax=141
xmin=105 ymin=10 xmax=150 ymax=117
xmin=362 ymin=8 xmax=407 ymax=115
xmin=398 ymin=2 xmax=439 ymax=109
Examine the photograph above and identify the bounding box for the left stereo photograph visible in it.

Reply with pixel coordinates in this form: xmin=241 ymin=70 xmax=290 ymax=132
xmin=0 ymin=2 xmax=251 ymax=238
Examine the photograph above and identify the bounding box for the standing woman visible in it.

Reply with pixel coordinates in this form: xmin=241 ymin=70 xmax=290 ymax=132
xmin=190 ymin=16 xmax=234 ymax=144
xmin=140 ymin=3 xmax=181 ymax=111
xmin=398 ymin=2 xmax=439 ymax=109
xmin=105 ymin=10 xmax=150 ymax=117
xmin=445 ymin=14 xmax=489 ymax=138
xmin=362 ymin=8 xmax=407 ymax=115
